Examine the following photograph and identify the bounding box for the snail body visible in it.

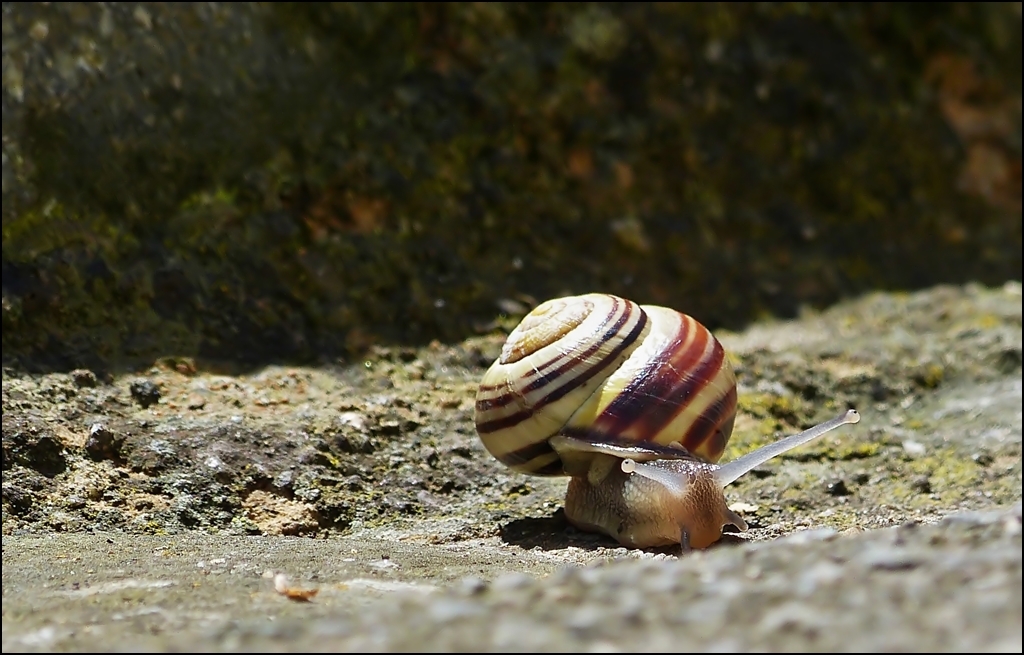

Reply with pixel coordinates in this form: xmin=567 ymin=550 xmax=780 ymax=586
xmin=475 ymin=293 xmax=861 ymax=549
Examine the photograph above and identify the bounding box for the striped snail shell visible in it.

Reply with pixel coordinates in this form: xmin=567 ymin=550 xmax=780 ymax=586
xmin=475 ymin=293 xmax=861 ymax=550
xmin=475 ymin=293 xmax=737 ymax=474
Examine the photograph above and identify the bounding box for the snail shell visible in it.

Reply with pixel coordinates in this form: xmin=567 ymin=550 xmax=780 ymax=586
xmin=475 ymin=293 xmax=861 ymax=550
xmin=475 ymin=293 xmax=737 ymax=476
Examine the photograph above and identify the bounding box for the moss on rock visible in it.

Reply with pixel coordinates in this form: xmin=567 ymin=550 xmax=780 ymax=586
xmin=2 ymin=3 xmax=1020 ymax=371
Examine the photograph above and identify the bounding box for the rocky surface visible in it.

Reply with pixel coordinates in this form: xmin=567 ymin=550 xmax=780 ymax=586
xmin=2 ymin=507 xmax=1020 ymax=652
xmin=2 ymin=281 xmax=1022 ymax=652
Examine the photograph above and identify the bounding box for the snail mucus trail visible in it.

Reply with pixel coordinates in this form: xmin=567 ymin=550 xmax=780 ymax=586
xmin=475 ymin=293 xmax=862 ymax=550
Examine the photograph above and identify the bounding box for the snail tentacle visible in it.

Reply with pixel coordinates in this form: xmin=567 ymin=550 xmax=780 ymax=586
xmin=715 ymin=409 xmax=861 ymax=487
xmin=620 ymin=457 xmax=689 ymax=497
xmin=550 ymin=433 xmax=697 ymax=474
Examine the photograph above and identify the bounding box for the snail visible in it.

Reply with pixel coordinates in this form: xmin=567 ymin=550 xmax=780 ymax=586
xmin=475 ymin=293 xmax=861 ymax=550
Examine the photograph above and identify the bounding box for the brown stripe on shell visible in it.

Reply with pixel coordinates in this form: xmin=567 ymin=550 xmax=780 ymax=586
xmin=475 ymin=298 xmax=647 ymax=435
xmin=589 ymin=315 xmax=709 ymax=433
xmin=530 ymin=458 xmax=564 ymax=476
xmin=499 ymin=439 xmax=560 ymax=469
xmin=679 ymin=382 xmax=737 ymax=462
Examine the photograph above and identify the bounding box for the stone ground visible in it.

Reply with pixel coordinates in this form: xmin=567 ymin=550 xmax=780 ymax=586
xmin=2 ymin=282 xmax=1022 ymax=652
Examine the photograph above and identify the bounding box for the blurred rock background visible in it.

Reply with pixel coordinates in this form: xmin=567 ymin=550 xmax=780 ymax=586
xmin=2 ymin=2 xmax=1020 ymax=372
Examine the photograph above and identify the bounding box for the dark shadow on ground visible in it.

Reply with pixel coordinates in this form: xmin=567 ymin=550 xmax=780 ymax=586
xmin=498 ymin=509 xmax=749 ymax=554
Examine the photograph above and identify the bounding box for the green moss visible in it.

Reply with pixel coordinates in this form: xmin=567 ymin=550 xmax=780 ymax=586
xmin=828 ymin=442 xmax=883 ymax=461
xmin=739 ymin=393 xmax=809 ymax=423
xmin=907 ymin=449 xmax=983 ymax=493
